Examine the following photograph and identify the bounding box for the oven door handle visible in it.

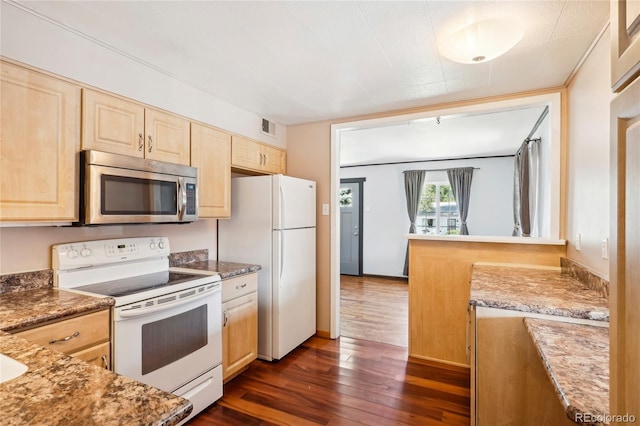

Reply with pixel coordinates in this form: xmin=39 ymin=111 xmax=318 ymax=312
xmin=117 ymin=284 xmax=220 ymax=319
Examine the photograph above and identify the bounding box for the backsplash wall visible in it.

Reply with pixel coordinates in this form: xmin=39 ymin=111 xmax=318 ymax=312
xmin=0 ymin=219 xmax=217 ymax=275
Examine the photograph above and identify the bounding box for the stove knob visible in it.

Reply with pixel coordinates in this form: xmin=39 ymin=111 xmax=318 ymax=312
xmin=158 ymin=241 xmax=165 ymax=250
xmin=80 ymin=248 xmax=92 ymax=257
xmin=149 ymin=242 xmax=156 ymax=250
xmin=68 ymin=249 xmax=79 ymax=259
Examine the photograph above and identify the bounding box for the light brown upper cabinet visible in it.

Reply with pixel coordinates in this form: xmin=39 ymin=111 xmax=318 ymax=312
xmin=190 ymin=123 xmax=231 ymax=218
xmin=611 ymin=0 xmax=640 ymax=92
xmin=82 ymin=89 xmax=190 ymax=165
xmin=231 ymin=135 xmax=286 ymax=175
xmin=0 ymin=61 xmax=80 ymax=222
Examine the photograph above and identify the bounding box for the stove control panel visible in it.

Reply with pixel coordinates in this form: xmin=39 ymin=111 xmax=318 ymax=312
xmin=53 ymin=237 xmax=171 ymax=270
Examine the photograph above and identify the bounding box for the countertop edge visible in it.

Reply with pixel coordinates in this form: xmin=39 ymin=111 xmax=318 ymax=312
xmin=469 ymin=299 xmax=610 ymax=322
xmin=406 ymin=234 xmax=567 ymax=245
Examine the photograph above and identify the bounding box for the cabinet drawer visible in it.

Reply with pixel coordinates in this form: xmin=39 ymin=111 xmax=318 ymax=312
xmin=222 ymin=273 xmax=258 ymax=302
xmin=71 ymin=342 xmax=111 ymax=370
xmin=14 ymin=310 xmax=109 ymax=355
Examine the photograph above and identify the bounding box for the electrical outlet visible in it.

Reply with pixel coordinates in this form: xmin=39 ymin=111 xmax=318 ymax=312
xmin=601 ymin=238 xmax=609 ymax=260
xmin=322 ymin=203 xmax=329 ymax=216
xmin=575 ymin=233 xmax=581 ymax=251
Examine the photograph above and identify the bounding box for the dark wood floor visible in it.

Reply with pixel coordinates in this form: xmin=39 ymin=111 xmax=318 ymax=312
xmin=340 ymin=275 xmax=408 ymax=347
xmin=188 ymin=336 xmax=470 ymax=425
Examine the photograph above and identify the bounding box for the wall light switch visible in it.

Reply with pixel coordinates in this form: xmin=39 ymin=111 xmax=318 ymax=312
xmin=575 ymin=234 xmax=581 ymax=251
xmin=601 ymin=238 xmax=609 ymax=260
xmin=322 ymin=203 xmax=329 ymax=216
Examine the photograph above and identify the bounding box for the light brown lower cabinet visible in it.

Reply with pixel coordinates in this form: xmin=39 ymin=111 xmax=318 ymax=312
xmin=222 ymin=273 xmax=258 ymax=382
xmin=471 ymin=306 xmax=602 ymax=426
xmin=13 ymin=309 xmax=111 ymax=370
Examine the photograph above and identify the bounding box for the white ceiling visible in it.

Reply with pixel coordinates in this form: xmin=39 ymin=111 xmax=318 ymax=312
xmin=339 ymin=105 xmax=546 ymax=166
xmin=12 ymin=0 xmax=609 ymax=127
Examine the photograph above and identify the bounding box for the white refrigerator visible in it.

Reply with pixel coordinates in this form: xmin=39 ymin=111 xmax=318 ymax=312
xmin=218 ymin=174 xmax=316 ymax=361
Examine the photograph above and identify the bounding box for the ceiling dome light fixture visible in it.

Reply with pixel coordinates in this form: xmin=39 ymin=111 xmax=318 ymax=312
xmin=437 ymin=18 xmax=524 ymax=64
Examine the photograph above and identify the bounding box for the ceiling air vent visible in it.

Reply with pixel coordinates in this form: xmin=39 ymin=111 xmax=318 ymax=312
xmin=262 ymin=118 xmax=276 ymax=137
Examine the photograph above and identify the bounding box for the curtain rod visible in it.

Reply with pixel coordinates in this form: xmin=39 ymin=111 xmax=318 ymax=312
xmin=525 ymin=105 xmax=549 ymax=140
xmin=340 ymin=154 xmax=513 ymax=169
xmin=403 ymin=167 xmax=480 ymax=173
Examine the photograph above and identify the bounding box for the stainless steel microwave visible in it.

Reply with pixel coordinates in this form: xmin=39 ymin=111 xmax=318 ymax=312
xmin=79 ymin=150 xmax=198 ymax=225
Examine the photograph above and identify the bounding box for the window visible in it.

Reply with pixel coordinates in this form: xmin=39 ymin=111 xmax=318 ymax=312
xmin=417 ymin=182 xmax=460 ymax=235
xmin=339 ymin=187 xmax=353 ymax=207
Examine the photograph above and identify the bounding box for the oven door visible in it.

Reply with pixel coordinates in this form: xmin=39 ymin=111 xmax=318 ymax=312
xmin=84 ymin=164 xmax=197 ymax=225
xmin=112 ymin=283 xmax=222 ymax=393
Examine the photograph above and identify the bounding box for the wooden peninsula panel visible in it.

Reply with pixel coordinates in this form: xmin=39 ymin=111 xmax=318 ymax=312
xmin=408 ymin=238 xmax=566 ymax=367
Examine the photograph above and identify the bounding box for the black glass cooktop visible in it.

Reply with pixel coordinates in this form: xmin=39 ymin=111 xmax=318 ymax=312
xmin=73 ymin=271 xmax=207 ymax=298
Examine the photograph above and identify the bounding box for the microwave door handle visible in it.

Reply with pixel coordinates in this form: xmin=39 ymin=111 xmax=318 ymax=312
xmin=178 ymin=178 xmax=187 ymax=220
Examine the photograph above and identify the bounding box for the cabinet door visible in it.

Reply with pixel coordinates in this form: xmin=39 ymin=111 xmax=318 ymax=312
xmin=610 ymin=75 xmax=640 ymax=420
xmin=71 ymin=342 xmax=111 ymax=370
xmin=191 ymin=123 xmax=231 ymax=218
xmin=13 ymin=310 xmax=110 ymax=355
xmin=0 ymin=61 xmax=80 ymax=221
xmin=612 ymin=0 xmax=640 ymax=91
xmin=222 ymin=292 xmax=258 ymax=381
xmin=144 ymin=108 xmax=190 ymax=165
xmin=231 ymin=135 xmax=263 ymax=172
xmin=82 ymin=89 xmax=145 ymax=157
xmin=261 ymin=143 xmax=287 ymax=174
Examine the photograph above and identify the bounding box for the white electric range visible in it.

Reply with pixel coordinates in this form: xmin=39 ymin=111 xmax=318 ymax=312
xmin=52 ymin=237 xmax=222 ymax=424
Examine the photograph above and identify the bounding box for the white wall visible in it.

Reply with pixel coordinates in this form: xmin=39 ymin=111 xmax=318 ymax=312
xmin=565 ymin=28 xmax=613 ymax=278
xmin=0 ymin=220 xmax=217 ymax=274
xmin=0 ymin=4 xmax=292 ymax=275
xmin=340 ymin=156 xmax=514 ymax=277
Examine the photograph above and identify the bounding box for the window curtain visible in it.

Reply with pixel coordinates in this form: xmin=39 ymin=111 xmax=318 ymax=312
xmin=512 ymin=139 xmax=540 ymax=237
xmin=446 ymin=167 xmax=474 ymax=235
xmin=403 ymin=170 xmax=426 ymax=276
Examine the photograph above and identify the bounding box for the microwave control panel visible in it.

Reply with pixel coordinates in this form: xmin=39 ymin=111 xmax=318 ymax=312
xmin=186 ymin=183 xmax=197 ymax=215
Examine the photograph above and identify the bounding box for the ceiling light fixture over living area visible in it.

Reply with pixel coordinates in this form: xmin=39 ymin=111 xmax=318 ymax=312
xmin=437 ymin=18 xmax=524 ymax=64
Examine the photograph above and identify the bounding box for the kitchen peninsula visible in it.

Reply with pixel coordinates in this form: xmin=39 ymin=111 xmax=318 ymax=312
xmin=406 ymin=234 xmax=567 ymax=366
xmin=469 ymin=263 xmax=609 ymax=425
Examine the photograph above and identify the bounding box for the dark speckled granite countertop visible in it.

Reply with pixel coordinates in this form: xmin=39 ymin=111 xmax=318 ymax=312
xmin=0 ymin=288 xmax=114 ymax=332
xmin=469 ymin=264 xmax=609 ymax=321
xmin=525 ymin=318 xmax=609 ymax=425
xmin=0 ymin=288 xmax=192 ymax=426
xmin=0 ymin=331 xmax=192 ymax=426
xmin=173 ymin=260 xmax=261 ymax=279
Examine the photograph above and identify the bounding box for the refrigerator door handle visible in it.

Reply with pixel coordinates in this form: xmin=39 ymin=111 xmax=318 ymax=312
xmin=280 ymin=232 xmax=285 ymax=281
xmin=280 ymin=185 xmax=285 ymax=228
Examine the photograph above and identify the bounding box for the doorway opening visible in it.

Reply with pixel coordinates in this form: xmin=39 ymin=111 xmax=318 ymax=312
xmin=329 ymin=92 xmax=563 ymax=342
xmin=339 ymin=178 xmax=365 ymax=276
